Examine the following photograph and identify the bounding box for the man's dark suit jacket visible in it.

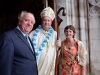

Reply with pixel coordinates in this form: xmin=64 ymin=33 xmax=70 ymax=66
xmin=0 ymin=28 xmax=38 ymax=75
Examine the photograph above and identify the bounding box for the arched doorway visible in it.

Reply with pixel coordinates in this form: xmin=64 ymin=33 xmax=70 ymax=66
xmin=0 ymin=0 xmax=44 ymax=34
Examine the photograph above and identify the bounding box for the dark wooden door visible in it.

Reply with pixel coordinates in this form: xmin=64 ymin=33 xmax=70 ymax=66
xmin=0 ymin=0 xmax=44 ymax=35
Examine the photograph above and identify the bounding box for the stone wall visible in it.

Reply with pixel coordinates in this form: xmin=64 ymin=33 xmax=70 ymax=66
xmin=56 ymin=0 xmax=100 ymax=75
xmin=89 ymin=0 xmax=100 ymax=75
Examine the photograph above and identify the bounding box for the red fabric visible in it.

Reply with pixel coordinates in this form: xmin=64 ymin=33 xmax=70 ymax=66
xmin=62 ymin=40 xmax=81 ymax=75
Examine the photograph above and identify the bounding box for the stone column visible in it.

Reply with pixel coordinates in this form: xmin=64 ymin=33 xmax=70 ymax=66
xmin=89 ymin=0 xmax=100 ymax=75
xmin=79 ymin=0 xmax=89 ymax=74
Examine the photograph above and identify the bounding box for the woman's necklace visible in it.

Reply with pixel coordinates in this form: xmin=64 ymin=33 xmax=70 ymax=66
xmin=65 ymin=39 xmax=75 ymax=50
xmin=32 ymin=25 xmax=53 ymax=60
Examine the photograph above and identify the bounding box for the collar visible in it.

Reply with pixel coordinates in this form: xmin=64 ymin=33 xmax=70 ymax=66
xmin=16 ymin=26 xmax=26 ymax=37
xmin=41 ymin=28 xmax=49 ymax=35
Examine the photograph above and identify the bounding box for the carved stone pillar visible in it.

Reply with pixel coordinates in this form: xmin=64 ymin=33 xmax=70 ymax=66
xmin=89 ymin=0 xmax=100 ymax=75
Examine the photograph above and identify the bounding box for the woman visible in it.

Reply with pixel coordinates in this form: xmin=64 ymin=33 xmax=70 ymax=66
xmin=61 ymin=25 xmax=87 ymax=75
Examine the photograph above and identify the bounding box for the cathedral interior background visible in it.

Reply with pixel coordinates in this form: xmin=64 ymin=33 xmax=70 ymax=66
xmin=0 ymin=0 xmax=100 ymax=75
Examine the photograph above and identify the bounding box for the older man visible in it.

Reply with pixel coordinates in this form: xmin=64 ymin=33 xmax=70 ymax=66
xmin=29 ymin=7 xmax=61 ymax=75
xmin=0 ymin=11 xmax=38 ymax=75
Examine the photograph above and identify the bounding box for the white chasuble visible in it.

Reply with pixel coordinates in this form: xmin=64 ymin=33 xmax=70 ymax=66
xmin=29 ymin=26 xmax=57 ymax=75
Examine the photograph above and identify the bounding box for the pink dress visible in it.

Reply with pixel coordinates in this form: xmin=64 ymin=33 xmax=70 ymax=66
xmin=62 ymin=40 xmax=81 ymax=75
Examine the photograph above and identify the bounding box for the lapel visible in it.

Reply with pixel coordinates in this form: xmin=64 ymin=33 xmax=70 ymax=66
xmin=14 ymin=28 xmax=35 ymax=54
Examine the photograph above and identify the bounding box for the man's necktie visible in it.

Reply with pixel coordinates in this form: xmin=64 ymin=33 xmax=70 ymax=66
xmin=25 ymin=35 xmax=33 ymax=51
